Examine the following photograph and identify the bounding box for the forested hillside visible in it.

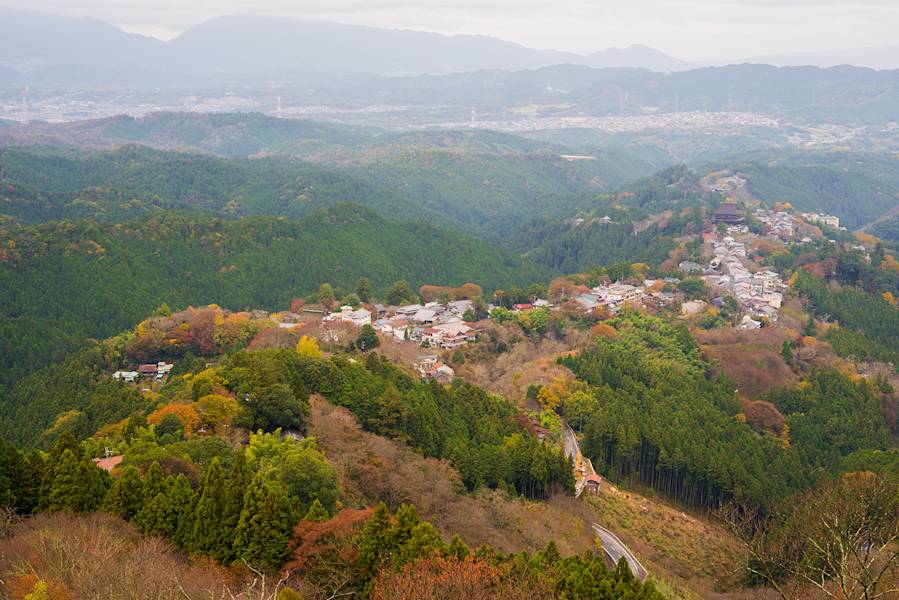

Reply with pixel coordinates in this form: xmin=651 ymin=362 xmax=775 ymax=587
xmin=0 ymin=145 xmax=420 ymax=224
xmin=0 ymin=206 xmax=550 ymax=391
xmin=559 ymin=313 xmax=893 ymax=510
xmin=742 ymin=163 xmax=899 ymax=229
xmin=870 ymin=213 xmax=899 ymax=243
xmin=0 ymin=141 xmax=650 ymax=238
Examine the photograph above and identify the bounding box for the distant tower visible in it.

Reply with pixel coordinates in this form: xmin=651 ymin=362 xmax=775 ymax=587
xmin=276 ymin=95 xmax=283 ymax=118
xmin=21 ymin=86 xmax=29 ymax=125
xmin=470 ymin=107 xmax=477 ymax=126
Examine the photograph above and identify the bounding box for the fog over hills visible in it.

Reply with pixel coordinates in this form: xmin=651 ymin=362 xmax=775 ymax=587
xmin=3 ymin=6 xmax=898 ymax=86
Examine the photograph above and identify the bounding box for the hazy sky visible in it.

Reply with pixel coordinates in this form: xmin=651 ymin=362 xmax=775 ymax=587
xmin=5 ymin=0 xmax=899 ymax=60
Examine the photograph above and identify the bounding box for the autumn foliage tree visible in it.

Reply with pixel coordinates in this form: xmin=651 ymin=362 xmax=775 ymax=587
xmin=148 ymin=403 xmax=200 ymax=436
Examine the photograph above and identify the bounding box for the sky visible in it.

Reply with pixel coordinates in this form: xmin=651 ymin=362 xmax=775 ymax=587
xmin=4 ymin=0 xmax=899 ymax=60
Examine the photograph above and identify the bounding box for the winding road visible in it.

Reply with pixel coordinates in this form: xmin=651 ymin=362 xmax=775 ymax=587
xmin=593 ymin=523 xmax=649 ymax=582
xmin=561 ymin=419 xmax=649 ymax=582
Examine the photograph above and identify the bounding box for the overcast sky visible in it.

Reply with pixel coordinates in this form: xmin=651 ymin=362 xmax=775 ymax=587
xmin=4 ymin=0 xmax=899 ymax=60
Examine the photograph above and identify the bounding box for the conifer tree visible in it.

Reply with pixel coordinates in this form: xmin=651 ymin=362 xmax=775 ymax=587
xmin=39 ymin=433 xmax=80 ymax=509
xmin=232 ymin=472 xmax=292 ymax=570
xmin=139 ymin=490 xmax=175 ymax=537
xmin=219 ymin=451 xmax=250 ymax=563
xmin=357 ymin=502 xmax=392 ymax=570
xmin=303 ymin=498 xmax=329 ymax=522
xmin=170 ymin=474 xmax=197 ymax=548
xmin=189 ymin=458 xmax=231 ymax=560
xmin=354 ymin=277 xmax=372 ymax=303
xmin=135 ymin=461 xmax=168 ymax=530
xmin=105 ymin=465 xmax=144 ymax=520
xmin=47 ymin=449 xmax=106 ymax=512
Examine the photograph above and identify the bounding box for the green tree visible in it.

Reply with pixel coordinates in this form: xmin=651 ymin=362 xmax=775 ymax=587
xmin=135 ymin=461 xmax=167 ymax=529
xmin=356 ymin=325 xmax=379 ymax=352
xmin=189 ymin=458 xmax=231 ymax=560
xmin=781 ymin=340 xmax=794 ymax=364
xmin=155 ymin=413 xmax=184 ymax=442
xmin=355 ymin=277 xmax=373 ymax=303
xmin=0 ymin=439 xmax=40 ymax=514
xmin=316 ymin=283 xmax=336 ymax=307
xmin=303 ymin=498 xmax=330 ymax=522
xmin=169 ymin=474 xmax=196 ymax=545
xmin=237 ymin=383 xmax=308 ymax=433
xmin=232 ymin=473 xmax=293 ymax=570
xmin=105 ymin=465 xmax=144 ymax=520
xmin=47 ymin=449 xmax=106 ymax=512
xmin=342 ymin=293 xmax=361 ymax=307
xmin=123 ymin=414 xmax=148 ymax=442
xmin=138 ymin=489 xmax=176 ymax=537
xmin=386 ymin=280 xmax=416 ymax=306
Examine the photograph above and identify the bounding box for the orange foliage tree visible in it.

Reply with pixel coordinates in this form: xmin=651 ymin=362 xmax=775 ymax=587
xmin=147 ymin=403 xmax=200 ymax=435
xmin=287 ymin=508 xmax=374 ymax=573
xmin=7 ymin=573 xmax=76 ymax=600
xmin=371 ymin=556 xmax=544 ymax=600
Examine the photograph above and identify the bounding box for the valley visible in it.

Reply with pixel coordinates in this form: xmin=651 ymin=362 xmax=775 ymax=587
xmin=0 ymin=9 xmax=897 ymax=597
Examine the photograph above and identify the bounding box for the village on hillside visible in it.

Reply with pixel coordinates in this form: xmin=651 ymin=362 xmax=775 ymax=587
xmin=105 ymin=196 xmax=858 ymax=391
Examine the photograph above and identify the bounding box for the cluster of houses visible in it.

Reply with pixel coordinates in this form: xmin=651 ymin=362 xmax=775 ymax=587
xmin=801 ymin=212 xmax=841 ymax=230
xmin=413 ymin=354 xmax=456 ymax=383
xmin=370 ymin=300 xmax=482 ymax=348
xmin=755 ymin=209 xmax=796 ymax=240
xmin=324 ymin=305 xmax=373 ymax=328
xmin=112 ymin=361 xmax=174 ymax=384
xmin=575 ymin=280 xmax=678 ymax=314
xmin=710 ymin=175 xmax=746 ymax=194
xmin=703 ymin=235 xmax=784 ymax=325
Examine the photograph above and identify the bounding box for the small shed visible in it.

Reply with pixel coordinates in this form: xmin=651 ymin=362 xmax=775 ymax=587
xmin=584 ymin=473 xmax=602 ymax=495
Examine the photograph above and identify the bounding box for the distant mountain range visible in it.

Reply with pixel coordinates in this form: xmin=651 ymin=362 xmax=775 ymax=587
xmin=0 ymin=9 xmax=687 ymax=79
xmin=2 ymin=7 xmax=897 ymax=87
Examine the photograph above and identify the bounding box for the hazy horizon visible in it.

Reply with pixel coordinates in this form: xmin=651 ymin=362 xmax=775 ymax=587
xmin=3 ymin=1 xmax=898 ymax=62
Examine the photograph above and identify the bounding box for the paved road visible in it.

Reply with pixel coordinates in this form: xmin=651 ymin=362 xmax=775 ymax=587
xmin=593 ymin=523 xmax=648 ymax=582
xmin=562 ymin=421 xmax=649 ymax=582
xmin=561 ymin=420 xmax=586 ymax=496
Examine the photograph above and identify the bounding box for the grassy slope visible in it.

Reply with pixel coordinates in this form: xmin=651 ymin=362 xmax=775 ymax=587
xmin=310 ymin=396 xmax=747 ymax=598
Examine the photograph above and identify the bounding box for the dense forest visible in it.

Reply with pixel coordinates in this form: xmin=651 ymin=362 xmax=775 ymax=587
xmin=558 ymin=312 xmax=893 ymax=511
xmin=518 ymin=221 xmax=675 ymax=274
xmin=0 ymin=137 xmax=649 ymax=238
xmin=0 ymin=145 xmax=419 ymax=224
xmin=870 ymin=213 xmax=899 ymax=243
xmin=742 ymin=163 xmax=899 ymax=229
xmin=792 ymin=270 xmax=899 ymax=363
xmin=0 ymin=206 xmax=551 ymax=392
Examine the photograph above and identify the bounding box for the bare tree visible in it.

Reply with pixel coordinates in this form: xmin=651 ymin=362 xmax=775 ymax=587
xmin=722 ymin=473 xmax=899 ymax=600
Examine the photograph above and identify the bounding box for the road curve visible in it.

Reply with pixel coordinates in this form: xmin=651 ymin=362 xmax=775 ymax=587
xmin=592 ymin=523 xmax=648 ymax=582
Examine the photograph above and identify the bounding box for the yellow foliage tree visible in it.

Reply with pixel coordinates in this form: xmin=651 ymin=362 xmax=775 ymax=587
xmin=196 ymin=394 xmax=240 ymax=430
xmin=296 ymin=335 xmax=322 ymax=359
xmin=536 ymin=387 xmax=561 ymax=411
